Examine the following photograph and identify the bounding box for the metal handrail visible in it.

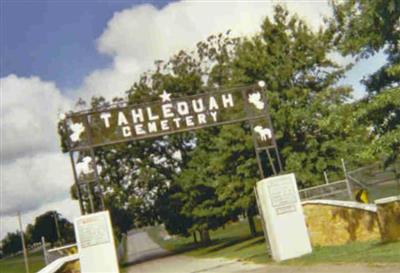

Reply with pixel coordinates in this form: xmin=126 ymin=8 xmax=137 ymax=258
xmin=37 ymin=254 xmax=79 ymax=273
xmin=302 ymin=189 xmax=349 ymax=200
xmin=47 ymin=243 xmax=77 ymax=253
xmin=299 ymin=180 xmax=346 ymax=192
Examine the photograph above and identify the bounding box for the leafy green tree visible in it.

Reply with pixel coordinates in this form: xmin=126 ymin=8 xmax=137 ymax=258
xmin=194 ymin=123 xmax=259 ymax=236
xmin=25 ymin=223 xmax=35 ymax=245
xmin=230 ymin=5 xmax=370 ymax=185
xmin=155 ymin=6 xmax=370 ymax=240
xmin=172 ymin=132 xmax=234 ymax=242
xmin=331 ymin=0 xmax=399 ymax=57
xmin=331 ymin=0 xmax=400 ymax=164
xmin=30 ymin=211 xmax=74 ymax=245
xmin=149 ymin=33 xmax=244 ymax=240
xmin=155 ymin=183 xmax=195 ymax=238
xmin=1 ymin=232 xmax=22 ymax=256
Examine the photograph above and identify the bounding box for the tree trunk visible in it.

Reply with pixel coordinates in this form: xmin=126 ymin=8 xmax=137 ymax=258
xmin=247 ymin=207 xmax=257 ymax=237
xmin=192 ymin=231 xmax=198 ymax=244
xmin=200 ymin=229 xmax=211 ymax=244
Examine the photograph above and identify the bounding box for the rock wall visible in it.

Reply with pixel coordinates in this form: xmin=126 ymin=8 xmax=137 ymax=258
xmin=58 ymin=260 xmax=80 ymax=273
xmin=302 ymin=200 xmax=381 ymax=246
xmin=376 ymin=196 xmax=400 ymax=242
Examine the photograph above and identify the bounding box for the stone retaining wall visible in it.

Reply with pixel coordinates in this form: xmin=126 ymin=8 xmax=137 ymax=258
xmin=302 ymin=200 xmax=381 ymax=246
xmin=375 ymin=196 xmax=400 ymax=242
xmin=58 ymin=260 xmax=80 ymax=273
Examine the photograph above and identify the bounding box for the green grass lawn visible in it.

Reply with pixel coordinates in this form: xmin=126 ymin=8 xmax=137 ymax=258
xmin=0 ymin=250 xmax=45 ymax=273
xmin=0 ymin=249 xmax=127 ymax=273
xmin=148 ymin=219 xmax=400 ymax=265
xmin=286 ymin=240 xmax=400 ymax=265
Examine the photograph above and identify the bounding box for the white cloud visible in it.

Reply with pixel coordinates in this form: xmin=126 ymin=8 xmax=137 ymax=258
xmin=1 ymin=75 xmax=71 ymax=161
xmin=0 ymin=198 xmax=80 ymax=240
xmin=1 ymin=152 xmax=74 ymax=216
xmin=73 ymin=1 xmax=332 ymax=101
xmin=0 ymin=75 xmax=78 ymax=239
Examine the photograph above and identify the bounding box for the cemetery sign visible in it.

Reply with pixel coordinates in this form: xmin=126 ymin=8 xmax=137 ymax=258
xmin=62 ymin=82 xmax=282 ymax=214
xmin=64 ymin=83 xmax=276 ymax=151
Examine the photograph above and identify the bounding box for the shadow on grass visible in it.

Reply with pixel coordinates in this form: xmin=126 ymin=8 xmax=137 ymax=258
xmin=167 ymin=235 xmax=266 ymax=257
xmin=235 ymin=237 xmax=265 ymax=251
xmin=157 ymin=236 xmax=243 ymax=255
xmin=204 ymin=236 xmax=254 ymax=253
xmin=373 ymin=240 xmax=400 ymax=247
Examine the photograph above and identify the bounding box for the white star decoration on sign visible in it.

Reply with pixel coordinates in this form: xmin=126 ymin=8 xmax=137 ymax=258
xmin=69 ymin=122 xmax=85 ymax=142
xmin=254 ymin=126 xmax=272 ymax=141
xmin=248 ymin=92 xmax=265 ymax=110
xmin=159 ymin=90 xmax=172 ymax=102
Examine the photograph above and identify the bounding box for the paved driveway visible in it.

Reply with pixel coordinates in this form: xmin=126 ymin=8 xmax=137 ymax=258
xmin=125 ymin=231 xmax=400 ymax=273
xmin=127 ymin=254 xmax=265 ymax=273
xmin=125 ymin=230 xmax=169 ymax=264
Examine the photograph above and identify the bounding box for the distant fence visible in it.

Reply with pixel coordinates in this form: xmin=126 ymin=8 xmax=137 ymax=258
xmin=347 ymin=161 xmax=399 ymax=186
xmin=299 ymin=160 xmax=400 ymax=202
xmin=347 ymin=160 xmax=400 ymax=201
xmin=299 ymin=179 xmax=350 ymax=201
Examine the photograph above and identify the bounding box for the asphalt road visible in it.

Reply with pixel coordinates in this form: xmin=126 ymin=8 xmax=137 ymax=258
xmin=125 ymin=231 xmax=400 ymax=273
xmin=125 ymin=230 xmax=169 ymax=265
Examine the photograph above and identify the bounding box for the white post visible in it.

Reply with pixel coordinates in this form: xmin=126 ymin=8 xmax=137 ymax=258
xmin=41 ymin=236 xmax=48 ymax=265
xmin=341 ymin=158 xmax=353 ymax=200
xmin=53 ymin=212 xmax=62 ymax=245
xmin=323 ymin=171 xmax=329 ymax=184
xmin=17 ymin=212 xmax=30 ymax=273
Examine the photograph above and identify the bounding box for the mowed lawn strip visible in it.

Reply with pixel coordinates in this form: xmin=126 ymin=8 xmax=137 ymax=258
xmin=0 ymin=250 xmax=45 ymax=273
xmin=147 ymin=220 xmax=400 ymax=265
xmin=286 ymin=240 xmax=400 ymax=265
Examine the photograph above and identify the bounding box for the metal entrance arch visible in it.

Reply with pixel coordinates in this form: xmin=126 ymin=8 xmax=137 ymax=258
xmin=61 ymin=82 xmax=282 ymax=214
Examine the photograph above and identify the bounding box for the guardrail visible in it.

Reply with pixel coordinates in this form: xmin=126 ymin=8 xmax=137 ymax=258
xmin=37 ymin=254 xmax=79 ymax=273
xmin=43 ymin=240 xmax=77 ymax=265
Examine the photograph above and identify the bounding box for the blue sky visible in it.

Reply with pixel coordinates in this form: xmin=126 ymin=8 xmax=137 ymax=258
xmin=1 ymin=1 xmax=169 ymax=89
xmin=1 ymin=1 xmax=386 ymax=97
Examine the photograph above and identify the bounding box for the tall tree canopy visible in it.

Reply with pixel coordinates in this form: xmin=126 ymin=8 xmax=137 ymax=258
xmin=230 ymin=6 xmax=369 ymax=184
xmin=331 ymin=0 xmax=400 ymax=164
xmin=1 ymin=232 xmax=22 ymax=256
xmin=30 ymin=211 xmax=74 ymax=245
